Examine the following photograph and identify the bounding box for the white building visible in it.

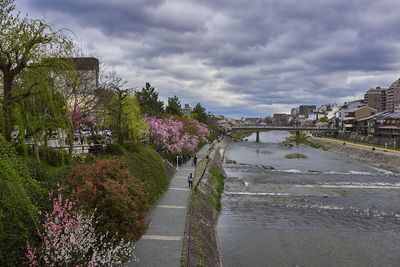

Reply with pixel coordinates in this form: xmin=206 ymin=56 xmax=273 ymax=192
xmin=308 ymin=113 xmax=318 ymax=121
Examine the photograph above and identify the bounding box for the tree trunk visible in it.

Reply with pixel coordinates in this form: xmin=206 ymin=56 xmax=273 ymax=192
xmin=2 ymin=72 xmax=14 ymax=142
xmin=68 ymin=126 xmax=74 ymax=155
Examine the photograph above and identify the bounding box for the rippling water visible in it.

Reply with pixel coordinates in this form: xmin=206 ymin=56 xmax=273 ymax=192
xmin=217 ymin=131 xmax=400 ymax=267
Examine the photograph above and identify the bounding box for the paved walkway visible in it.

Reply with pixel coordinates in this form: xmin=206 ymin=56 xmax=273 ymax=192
xmin=319 ymin=137 xmax=400 ymax=154
xmin=125 ymin=144 xmax=210 ymax=267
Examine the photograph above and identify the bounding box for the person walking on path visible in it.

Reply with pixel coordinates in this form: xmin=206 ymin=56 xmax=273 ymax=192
xmin=193 ymin=155 xmax=198 ymax=166
xmin=188 ymin=173 xmax=194 ymax=188
xmin=178 ymin=155 xmax=182 ymax=167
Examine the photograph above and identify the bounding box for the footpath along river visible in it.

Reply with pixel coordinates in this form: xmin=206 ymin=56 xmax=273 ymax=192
xmin=217 ymin=131 xmax=400 ymax=267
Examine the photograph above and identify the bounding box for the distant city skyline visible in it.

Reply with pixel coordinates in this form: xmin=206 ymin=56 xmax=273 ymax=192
xmin=18 ymin=0 xmax=400 ymax=118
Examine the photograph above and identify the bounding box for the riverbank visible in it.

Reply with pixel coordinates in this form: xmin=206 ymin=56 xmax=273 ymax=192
xmin=307 ymin=137 xmax=400 ymax=173
xmin=182 ymin=137 xmax=231 ymax=267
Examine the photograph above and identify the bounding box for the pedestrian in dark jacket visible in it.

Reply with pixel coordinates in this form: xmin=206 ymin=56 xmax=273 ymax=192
xmin=178 ymin=155 xmax=182 ymax=167
xmin=188 ymin=173 xmax=193 ymax=188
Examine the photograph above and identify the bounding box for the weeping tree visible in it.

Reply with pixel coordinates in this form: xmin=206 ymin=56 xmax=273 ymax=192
xmin=0 ymin=0 xmax=74 ymax=142
xmin=14 ymin=63 xmax=68 ymax=161
xmin=102 ymin=73 xmax=147 ymax=144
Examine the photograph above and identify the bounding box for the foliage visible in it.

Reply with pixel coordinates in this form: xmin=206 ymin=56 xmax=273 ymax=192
xmin=63 ymin=158 xmax=147 ymax=242
xmin=102 ymin=75 xmax=147 ymax=143
xmin=84 ymin=154 xmax=98 ymax=164
xmin=123 ymin=146 xmax=169 ymax=206
xmin=0 ymin=0 xmax=74 ymax=141
xmin=144 ymin=116 xmax=209 ymax=154
xmin=208 ymin=168 xmax=225 ymax=212
xmin=191 ymin=103 xmax=208 ymax=123
xmin=318 ymin=116 xmax=328 ymax=122
xmin=165 ymin=95 xmax=183 ymax=116
xmin=105 ymin=143 xmax=126 ymax=155
xmin=123 ymin=141 xmax=140 ymax=153
xmin=0 ymin=136 xmax=44 ymax=266
xmin=39 ymin=147 xmax=71 ymax=167
xmin=26 ymin=190 xmax=136 ymax=266
xmin=134 ymin=82 xmax=164 ymax=117
xmin=205 ymin=117 xmax=221 ymax=141
xmin=16 ymin=64 xmax=68 ymax=158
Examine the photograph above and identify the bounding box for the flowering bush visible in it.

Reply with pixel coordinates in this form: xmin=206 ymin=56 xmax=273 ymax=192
xmin=144 ymin=116 xmax=209 ymax=154
xmin=26 ymin=189 xmax=136 ymax=266
xmin=64 ymin=158 xmax=147 ymax=242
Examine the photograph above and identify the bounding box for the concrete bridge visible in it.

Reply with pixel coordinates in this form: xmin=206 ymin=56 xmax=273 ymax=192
xmin=231 ymin=125 xmax=339 ymax=142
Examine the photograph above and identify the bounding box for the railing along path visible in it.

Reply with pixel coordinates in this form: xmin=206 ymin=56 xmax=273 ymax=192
xmin=186 ymin=146 xmax=211 ymax=267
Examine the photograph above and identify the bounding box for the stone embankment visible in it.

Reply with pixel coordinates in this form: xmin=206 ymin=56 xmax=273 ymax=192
xmin=182 ymin=137 xmax=231 ymax=267
xmin=309 ymin=137 xmax=400 ymax=172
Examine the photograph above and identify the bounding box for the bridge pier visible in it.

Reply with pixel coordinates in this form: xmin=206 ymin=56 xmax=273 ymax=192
xmin=256 ymin=131 xmax=260 ymax=142
xmin=296 ymin=131 xmax=300 ymax=142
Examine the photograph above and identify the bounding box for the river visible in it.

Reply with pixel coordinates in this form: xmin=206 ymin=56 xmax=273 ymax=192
xmin=217 ymin=131 xmax=400 ymax=267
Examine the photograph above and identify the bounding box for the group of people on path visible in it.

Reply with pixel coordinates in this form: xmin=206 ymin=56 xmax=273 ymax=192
xmin=177 ymin=153 xmax=197 ymax=167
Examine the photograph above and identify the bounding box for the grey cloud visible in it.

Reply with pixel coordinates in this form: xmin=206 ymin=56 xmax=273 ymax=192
xmin=22 ymin=0 xmax=400 ymax=116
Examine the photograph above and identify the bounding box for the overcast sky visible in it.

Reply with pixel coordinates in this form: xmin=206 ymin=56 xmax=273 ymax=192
xmin=18 ymin=0 xmax=400 ymax=118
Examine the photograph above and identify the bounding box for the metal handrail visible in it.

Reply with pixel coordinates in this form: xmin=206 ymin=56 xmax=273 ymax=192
xmin=186 ymin=152 xmax=210 ymax=267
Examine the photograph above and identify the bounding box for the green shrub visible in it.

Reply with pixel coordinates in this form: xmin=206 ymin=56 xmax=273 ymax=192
xmin=123 ymin=141 xmax=140 ymax=153
xmin=105 ymin=143 xmax=126 ymax=155
xmin=123 ymin=146 xmax=169 ymax=206
xmin=84 ymin=153 xmax=98 ymax=164
xmin=15 ymin=143 xmax=35 ymax=157
xmin=39 ymin=147 xmax=71 ymax=166
xmin=0 ymin=136 xmax=44 ymax=266
xmin=63 ymin=158 xmax=147 ymax=242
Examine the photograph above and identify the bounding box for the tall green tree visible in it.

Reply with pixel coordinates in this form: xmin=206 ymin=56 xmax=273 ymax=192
xmin=104 ymin=74 xmax=147 ymax=143
xmin=0 ymin=0 xmax=73 ymax=141
xmin=165 ymin=95 xmax=182 ymax=116
xmin=134 ymin=82 xmax=164 ymax=117
xmin=191 ymin=103 xmax=208 ymax=123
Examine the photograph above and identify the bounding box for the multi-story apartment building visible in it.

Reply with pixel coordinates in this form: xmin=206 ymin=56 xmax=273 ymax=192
xmin=387 ymin=78 xmax=400 ymax=112
xmin=343 ymin=106 xmax=377 ymax=132
xmin=339 ymin=99 xmax=365 ymax=127
xmin=364 ymin=87 xmax=387 ymax=112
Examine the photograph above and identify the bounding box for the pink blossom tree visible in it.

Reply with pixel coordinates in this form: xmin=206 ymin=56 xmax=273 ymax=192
xmin=26 ymin=187 xmax=136 ymax=266
xmin=144 ymin=116 xmax=209 ymax=154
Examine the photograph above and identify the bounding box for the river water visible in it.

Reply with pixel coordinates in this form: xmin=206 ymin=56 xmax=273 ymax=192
xmin=217 ymin=131 xmax=400 ymax=267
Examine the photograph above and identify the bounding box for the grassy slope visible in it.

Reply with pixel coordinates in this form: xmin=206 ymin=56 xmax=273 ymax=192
xmin=123 ymin=146 xmax=169 ymax=207
xmin=208 ymin=167 xmax=225 ymax=211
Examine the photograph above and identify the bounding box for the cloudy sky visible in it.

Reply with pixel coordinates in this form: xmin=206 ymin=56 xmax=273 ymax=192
xmin=18 ymin=0 xmax=400 ymax=118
